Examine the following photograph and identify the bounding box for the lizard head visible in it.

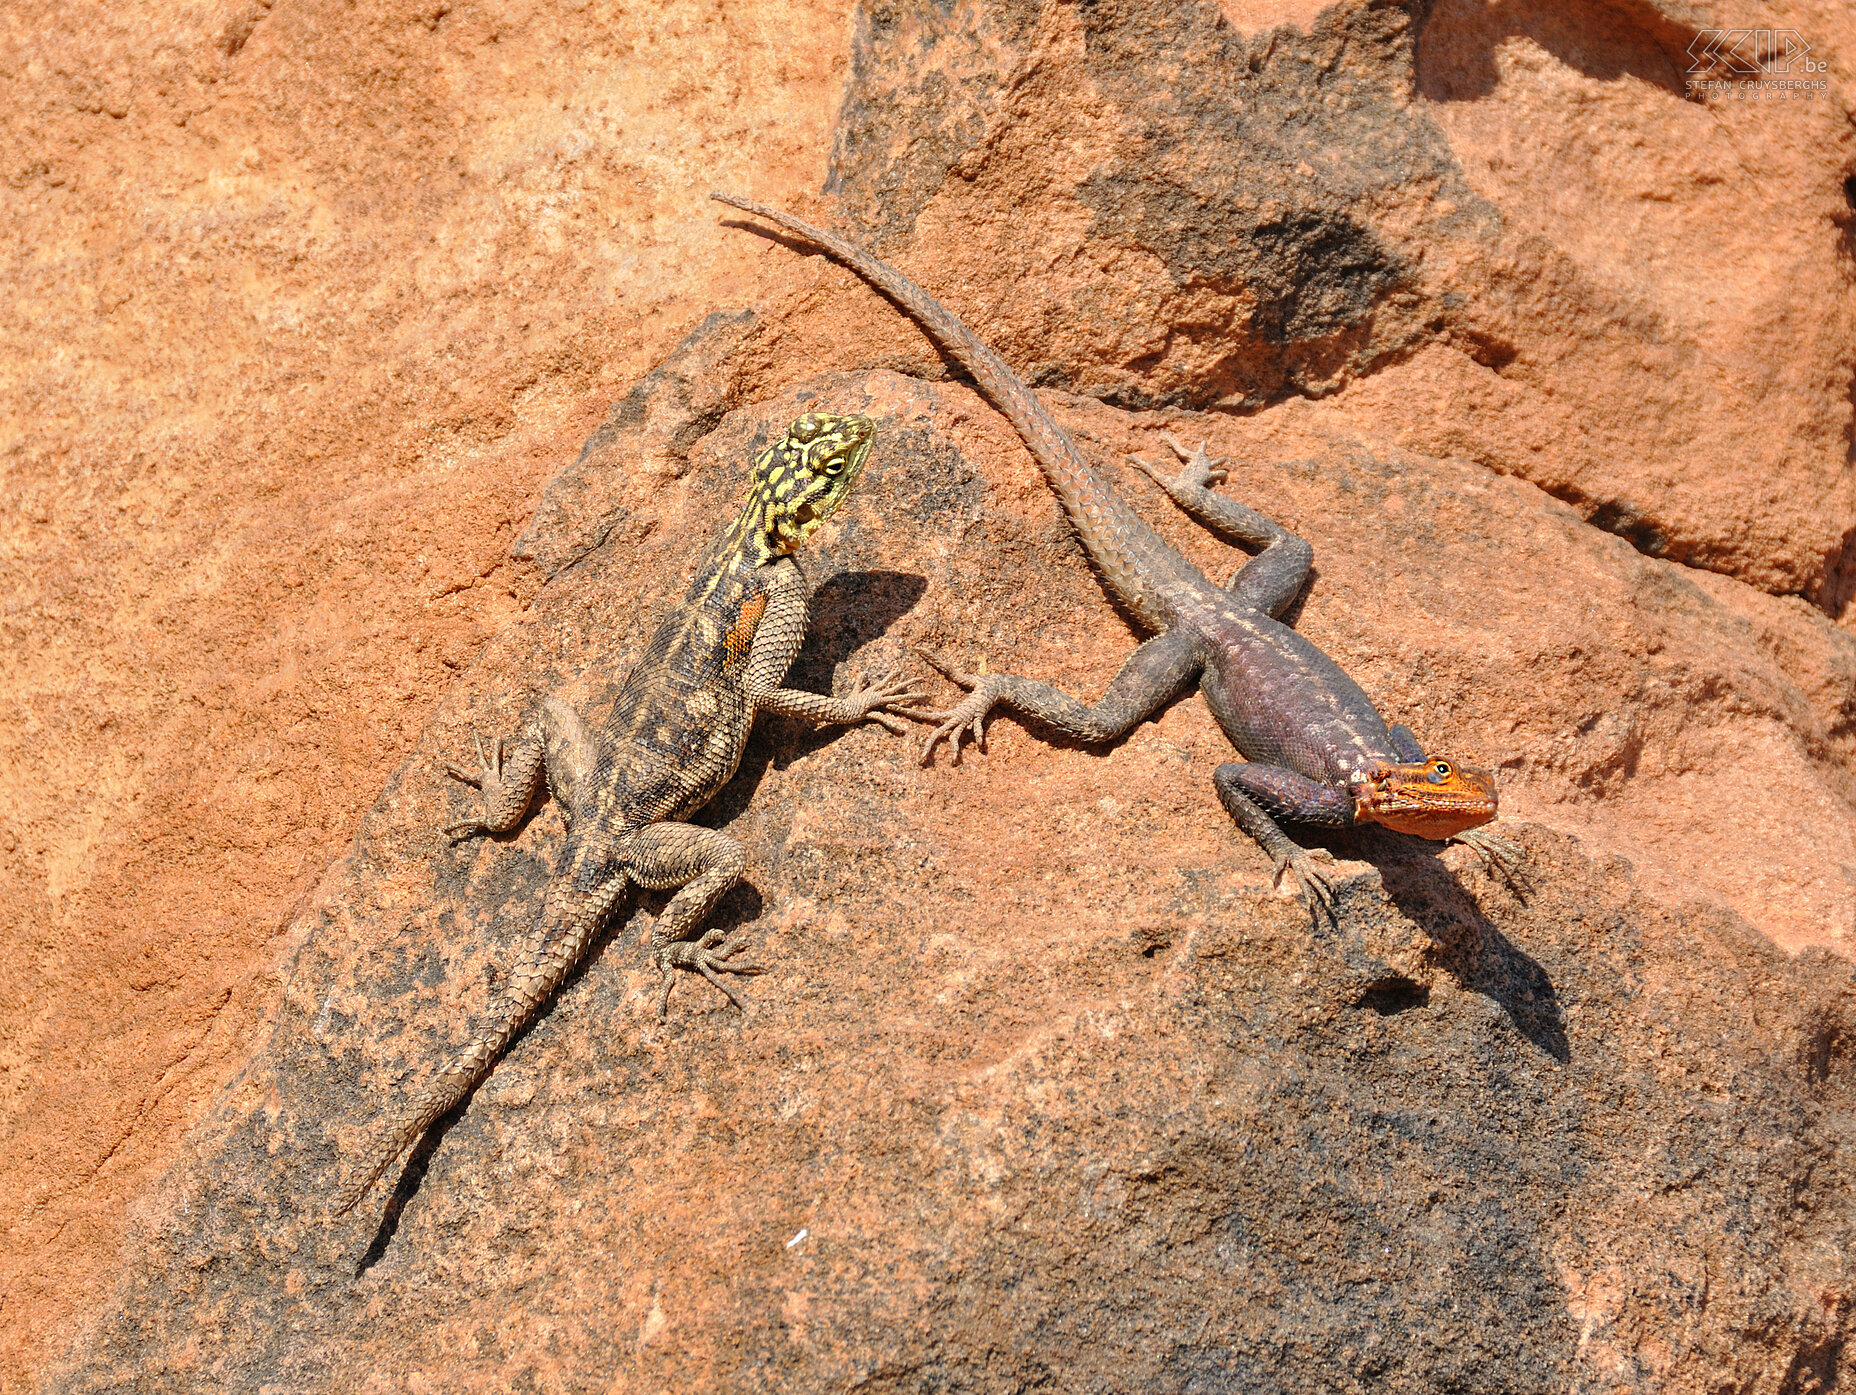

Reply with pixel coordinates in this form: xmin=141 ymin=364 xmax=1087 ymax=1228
xmin=1350 ymin=757 xmax=1498 ymax=840
xmin=748 ymin=412 xmax=876 ymax=554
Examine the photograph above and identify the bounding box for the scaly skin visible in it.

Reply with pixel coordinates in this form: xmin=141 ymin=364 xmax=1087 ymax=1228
xmin=336 ymin=412 xmax=927 ymax=1218
xmin=714 ymin=193 xmax=1517 ymax=910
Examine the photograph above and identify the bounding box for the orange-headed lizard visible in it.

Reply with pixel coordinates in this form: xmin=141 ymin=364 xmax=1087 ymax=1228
xmin=714 ymin=194 xmax=1517 ymax=912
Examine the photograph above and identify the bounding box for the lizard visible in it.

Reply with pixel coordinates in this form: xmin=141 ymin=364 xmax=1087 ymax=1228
xmin=712 ymin=193 xmax=1516 ymax=912
xmin=336 ymin=409 xmax=927 ymax=1217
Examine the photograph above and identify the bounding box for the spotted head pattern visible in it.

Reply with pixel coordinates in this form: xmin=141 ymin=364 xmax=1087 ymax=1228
xmin=736 ymin=412 xmax=876 ymax=562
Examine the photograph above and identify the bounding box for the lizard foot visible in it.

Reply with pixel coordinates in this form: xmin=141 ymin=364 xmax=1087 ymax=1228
xmin=1161 ymin=433 xmax=1230 ymax=485
xmin=842 ymin=666 xmax=939 ymax=736
xmin=1453 ymin=826 xmax=1527 ymax=882
xmin=1273 ymin=846 xmax=1338 ymax=919
xmin=1129 ymin=435 xmax=1228 ymax=497
xmin=914 ymin=649 xmax=1008 ymax=766
xmin=442 ymin=731 xmax=511 ymax=842
xmin=655 ymin=928 xmax=765 ymax=1019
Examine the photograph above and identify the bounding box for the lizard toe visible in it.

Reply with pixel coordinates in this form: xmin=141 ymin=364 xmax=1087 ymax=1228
xmin=656 ymin=930 xmax=763 ymax=1018
xmin=1454 ymin=827 xmax=1528 ymax=887
xmin=919 ymin=703 xmax=990 ymax=766
xmin=914 ymin=647 xmax=980 ymax=690
xmin=1273 ymin=848 xmax=1337 ymax=918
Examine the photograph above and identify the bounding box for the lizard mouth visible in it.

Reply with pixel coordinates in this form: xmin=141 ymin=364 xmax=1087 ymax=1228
xmin=1352 ymin=760 xmax=1498 ymax=840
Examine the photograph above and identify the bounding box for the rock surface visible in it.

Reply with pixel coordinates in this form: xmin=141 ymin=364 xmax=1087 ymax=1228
xmin=0 ymin=0 xmax=861 ymax=1381
xmin=5 ymin=0 xmax=1856 ymax=1389
xmin=46 ymin=368 xmax=1856 ymax=1392
xmin=829 ymin=0 xmax=1856 ymax=599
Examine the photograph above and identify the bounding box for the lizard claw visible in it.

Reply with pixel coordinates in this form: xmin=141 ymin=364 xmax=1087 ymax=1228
xmin=844 ymin=666 xmax=938 ymax=735
xmin=1161 ymin=434 xmax=1229 ymax=486
xmin=1274 ymin=846 xmax=1338 ymax=920
xmin=1126 ymin=452 xmax=1163 ymax=486
xmin=913 ymin=649 xmax=1004 ymax=766
xmin=656 ymin=928 xmax=765 ymax=1019
xmin=915 ymin=647 xmax=982 ymax=689
xmin=1129 ymin=437 xmax=1228 ymax=499
xmin=1453 ymin=826 xmax=1527 ymax=884
xmin=444 ymin=731 xmax=498 ymax=789
xmin=442 ymin=730 xmax=508 ymax=842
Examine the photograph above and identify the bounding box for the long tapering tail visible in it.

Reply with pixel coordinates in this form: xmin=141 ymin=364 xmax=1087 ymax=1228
xmin=334 ymin=878 xmax=625 ymax=1217
xmin=334 ymin=1015 xmax=527 ymax=1215
xmin=712 ymin=192 xmax=1189 ymax=630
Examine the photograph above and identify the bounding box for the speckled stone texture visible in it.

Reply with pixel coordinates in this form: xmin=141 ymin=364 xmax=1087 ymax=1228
xmin=10 ymin=0 xmax=1856 ymax=1389
xmin=48 ymin=353 xmax=1856 ymax=1391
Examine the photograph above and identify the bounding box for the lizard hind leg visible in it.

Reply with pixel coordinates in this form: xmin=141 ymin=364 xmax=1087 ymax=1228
xmin=915 ymin=627 xmax=1201 ymax=766
xmin=627 ymin=823 xmax=764 ymax=1019
xmin=1127 ymin=438 xmax=1312 ymax=619
xmin=442 ymin=699 xmax=601 ymax=842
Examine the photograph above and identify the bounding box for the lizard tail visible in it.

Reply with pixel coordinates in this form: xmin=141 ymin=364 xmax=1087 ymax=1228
xmin=711 ymin=192 xmax=1181 ymax=630
xmin=333 ymin=877 xmax=628 ymax=1218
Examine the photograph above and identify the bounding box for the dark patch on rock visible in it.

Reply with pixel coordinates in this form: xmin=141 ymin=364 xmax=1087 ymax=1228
xmin=47 ymin=365 xmax=1856 ymax=1394
xmin=1585 ymin=498 xmax=1669 ymax=558
xmin=826 ymin=0 xmax=1502 ymax=411
xmin=1356 ymin=975 xmax=1430 ymax=1014
xmin=1545 ymin=482 xmax=1674 ymax=562
xmin=827 ymin=0 xmax=1042 ymax=247
xmin=1415 ymin=0 xmax=1704 ymax=103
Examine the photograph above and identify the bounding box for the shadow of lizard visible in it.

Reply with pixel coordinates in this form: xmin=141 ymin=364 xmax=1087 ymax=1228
xmin=1367 ymin=830 xmax=1569 ymax=1061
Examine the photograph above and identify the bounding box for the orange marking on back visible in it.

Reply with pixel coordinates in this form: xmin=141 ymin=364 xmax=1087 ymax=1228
xmin=725 ymin=590 xmax=769 ymax=662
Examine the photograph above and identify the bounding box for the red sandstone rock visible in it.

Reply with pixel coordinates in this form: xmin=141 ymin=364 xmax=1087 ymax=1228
xmin=5 ymin=0 xmax=1855 ymax=1389
xmin=827 ymin=0 xmax=1856 ymax=598
xmin=45 ymin=365 xmax=1856 ymax=1392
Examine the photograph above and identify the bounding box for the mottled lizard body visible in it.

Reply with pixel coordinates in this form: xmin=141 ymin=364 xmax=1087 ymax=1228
xmin=337 ymin=412 xmax=922 ymax=1216
xmin=714 ymin=194 xmax=1512 ymax=908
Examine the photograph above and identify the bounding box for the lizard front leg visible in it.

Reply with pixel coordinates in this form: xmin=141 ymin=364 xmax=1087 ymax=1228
xmin=917 ymin=625 xmax=1201 ymax=764
xmin=627 ymin=823 xmax=764 ymax=1018
xmin=750 ymin=669 xmax=933 ymax=734
xmin=1212 ymin=762 xmax=1353 ymax=915
xmin=739 ymin=558 xmax=933 ymax=734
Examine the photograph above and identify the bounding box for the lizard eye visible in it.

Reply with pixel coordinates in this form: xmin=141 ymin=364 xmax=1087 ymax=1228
xmin=1430 ymin=761 xmax=1452 ymax=783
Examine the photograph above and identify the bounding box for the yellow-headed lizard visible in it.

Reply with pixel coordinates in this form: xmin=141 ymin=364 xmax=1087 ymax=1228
xmin=714 ymin=194 xmax=1516 ymax=910
xmin=336 ymin=411 xmax=926 ymax=1217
